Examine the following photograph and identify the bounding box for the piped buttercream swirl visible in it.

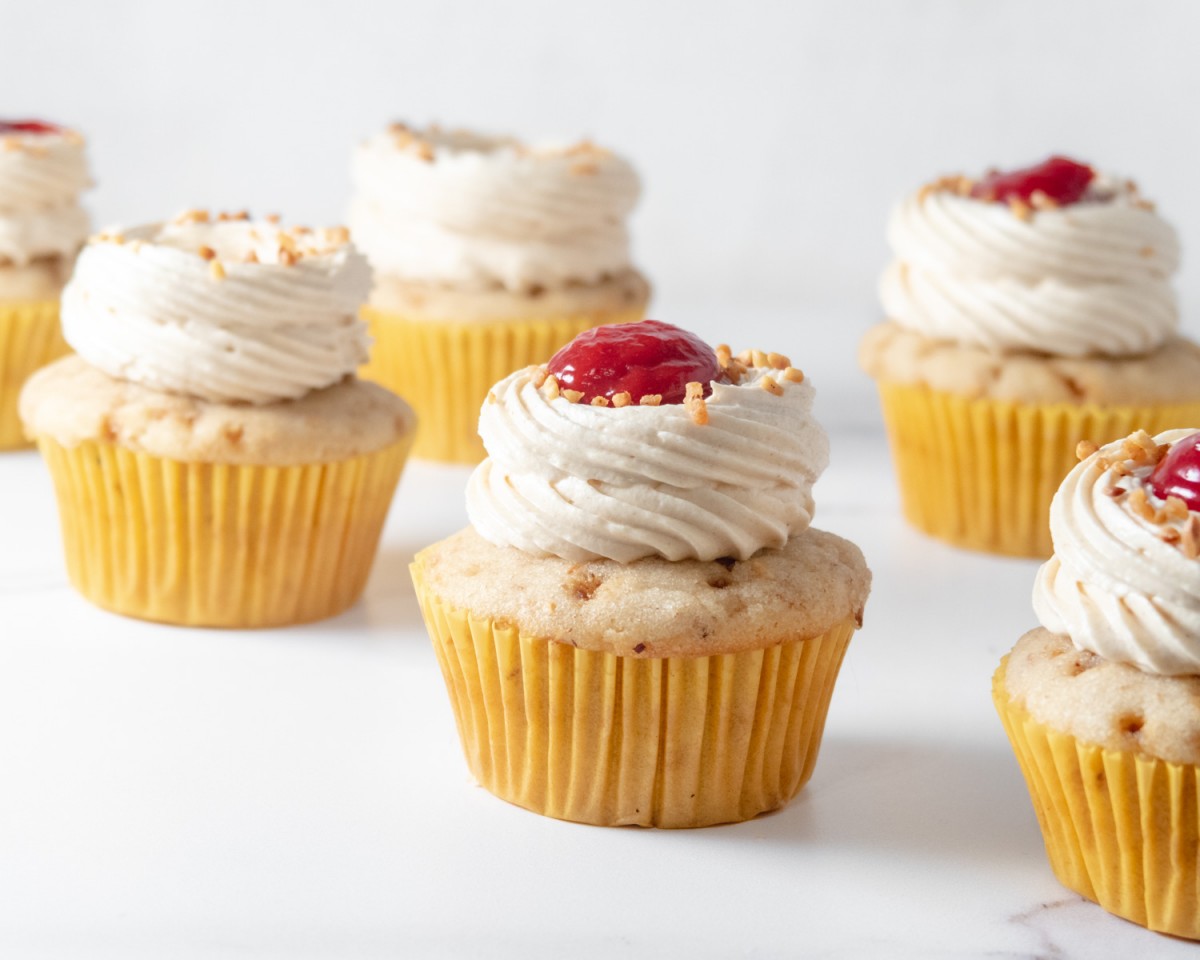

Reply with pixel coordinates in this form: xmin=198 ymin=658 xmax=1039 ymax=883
xmin=881 ymin=175 xmax=1180 ymax=357
xmin=62 ymin=217 xmax=371 ymax=404
xmin=466 ymin=365 xmax=829 ymax=562
xmin=1034 ymin=429 xmax=1200 ymax=675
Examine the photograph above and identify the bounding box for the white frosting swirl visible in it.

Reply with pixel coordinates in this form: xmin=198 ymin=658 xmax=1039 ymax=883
xmin=1034 ymin=429 xmax=1200 ymax=675
xmin=0 ymin=129 xmax=91 ymax=264
xmin=466 ymin=366 xmax=829 ymax=563
xmin=881 ymin=176 xmax=1180 ymax=357
xmin=348 ymin=125 xmax=640 ymax=292
xmin=62 ymin=218 xmax=371 ymax=404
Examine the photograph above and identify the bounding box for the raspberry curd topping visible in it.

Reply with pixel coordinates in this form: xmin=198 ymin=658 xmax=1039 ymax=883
xmin=970 ymin=155 xmax=1096 ymax=207
xmin=546 ymin=320 xmax=722 ymax=405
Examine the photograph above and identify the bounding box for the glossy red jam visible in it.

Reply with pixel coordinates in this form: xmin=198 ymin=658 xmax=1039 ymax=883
xmin=546 ymin=320 xmax=721 ymax=405
xmin=0 ymin=119 xmax=61 ymax=135
xmin=1149 ymin=432 xmax=1200 ymax=511
xmin=971 ymin=156 xmax=1095 ymax=206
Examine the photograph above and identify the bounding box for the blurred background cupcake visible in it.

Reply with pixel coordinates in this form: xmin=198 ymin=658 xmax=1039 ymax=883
xmin=0 ymin=119 xmax=91 ymax=450
xmin=861 ymin=156 xmax=1200 ymax=557
xmin=21 ymin=212 xmax=416 ymax=628
xmin=995 ymin=427 xmax=1200 ymax=939
xmin=348 ymin=123 xmax=650 ymax=464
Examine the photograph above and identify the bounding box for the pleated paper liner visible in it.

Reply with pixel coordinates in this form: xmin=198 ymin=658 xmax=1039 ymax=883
xmin=0 ymin=301 xmax=69 ymax=450
xmin=994 ymin=658 xmax=1200 ymax=939
xmin=360 ymin=306 xmax=645 ymax=464
xmin=37 ymin=434 xmax=413 ymax=627
xmin=876 ymin=380 xmax=1200 ymax=558
xmin=412 ymin=561 xmax=856 ymax=828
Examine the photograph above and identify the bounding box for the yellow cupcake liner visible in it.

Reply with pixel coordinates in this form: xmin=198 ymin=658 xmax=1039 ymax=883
xmin=412 ymin=560 xmax=856 ymax=828
xmin=360 ymin=306 xmax=646 ymax=464
xmin=994 ymin=660 xmax=1200 ymax=939
xmin=37 ymin=435 xmax=413 ymax=627
xmin=876 ymin=380 xmax=1200 ymax=557
xmin=0 ymin=301 xmax=69 ymax=450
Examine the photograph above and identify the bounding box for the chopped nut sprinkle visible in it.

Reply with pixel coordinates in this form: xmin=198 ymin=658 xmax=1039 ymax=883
xmin=760 ymin=375 xmax=784 ymax=396
xmin=611 ymin=391 xmax=632 ymax=408
xmin=562 ymin=389 xmax=584 ymax=404
xmin=781 ymin=366 xmax=805 ymax=383
xmin=1128 ymin=487 xmax=1156 ymax=522
xmin=1076 ymin=440 xmax=1099 ymax=461
xmin=278 ymin=249 xmax=297 ymax=267
xmin=570 ymin=160 xmax=598 ymax=176
xmin=244 ymin=249 xmax=259 ymax=264
xmin=486 ymin=390 xmax=498 ymax=404
xmin=684 ymin=382 xmax=708 ymax=425
xmin=197 ymin=245 xmax=217 ymax=261
xmin=529 ymin=367 xmax=548 ymax=389
xmin=715 ymin=344 xmax=733 ymax=367
xmin=639 ymin=394 xmax=662 ymax=406
xmin=1029 ymin=190 xmax=1058 ymax=211
xmin=542 ymin=375 xmax=560 ymax=400
xmin=590 ymin=395 xmax=610 ymax=407
xmin=209 ymin=259 xmax=226 ymax=281
xmin=1008 ymin=197 xmax=1032 ymax=221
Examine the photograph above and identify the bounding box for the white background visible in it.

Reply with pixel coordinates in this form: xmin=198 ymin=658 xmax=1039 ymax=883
xmin=5 ymin=0 xmax=1200 ymax=424
xmin=5 ymin=3 xmax=1200 ymax=958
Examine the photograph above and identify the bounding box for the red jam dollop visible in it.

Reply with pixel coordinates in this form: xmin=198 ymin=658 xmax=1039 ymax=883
xmin=0 ymin=119 xmax=61 ymax=135
xmin=1149 ymin=432 xmax=1200 ymax=511
xmin=546 ymin=320 xmax=721 ymax=405
xmin=970 ymin=156 xmax=1096 ymax=206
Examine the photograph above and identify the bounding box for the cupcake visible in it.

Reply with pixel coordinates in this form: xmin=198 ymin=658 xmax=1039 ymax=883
xmin=860 ymin=156 xmax=1200 ymax=557
xmin=995 ymin=428 xmax=1200 ymax=938
xmin=348 ymin=123 xmax=650 ymax=464
xmin=411 ymin=320 xmax=871 ymax=827
xmin=0 ymin=119 xmax=91 ymax=449
xmin=20 ymin=211 xmax=416 ymax=628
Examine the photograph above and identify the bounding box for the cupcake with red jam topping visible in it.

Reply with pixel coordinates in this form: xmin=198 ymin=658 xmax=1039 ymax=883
xmin=995 ymin=428 xmax=1200 ymax=939
xmin=860 ymin=156 xmax=1200 ymax=556
xmin=0 ymin=119 xmax=91 ymax=448
xmin=348 ymin=123 xmax=650 ymax=464
xmin=21 ymin=211 xmax=416 ymax=627
xmin=411 ymin=320 xmax=871 ymax=828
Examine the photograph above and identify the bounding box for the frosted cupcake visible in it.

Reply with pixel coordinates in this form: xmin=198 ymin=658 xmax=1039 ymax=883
xmin=995 ymin=428 xmax=1200 ymax=938
xmin=21 ymin=212 xmax=416 ymax=627
xmin=348 ymin=123 xmax=650 ymax=463
xmin=0 ymin=119 xmax=91 ymax=449
xmin=860 ymin=156 xmax=1200 ymax=556
xmin=411 ymin=320 xmax=871 ymax=827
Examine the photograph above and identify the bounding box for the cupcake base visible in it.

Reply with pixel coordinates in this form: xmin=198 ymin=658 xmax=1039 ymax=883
xmin=994 ymin=658 xmax=1200 ymax=939
xmin=39 ymin=435 xmax=413 ymax=627
xmin=360 ymin=305 xmax=646 ymax=465
xmin=877 ymin=380 xmax=1200 ymax=557
xmin=0 ymin=301 xmax=69 ymax=450
xmin=412 ymin=554 xmax=858 ymax=828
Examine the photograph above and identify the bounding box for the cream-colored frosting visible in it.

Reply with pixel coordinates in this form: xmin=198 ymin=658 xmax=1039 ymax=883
xmin=1034 ymin=429 xmax=1200 ymax=675
xmin=348 ymin=124 xmax=640 ymax=292
xmin=0 ymin=129 xmax=91 ymax=264
xmin=62 ymin=218 xmax=371 ymax=404
xmin=466 ymin=366 xmax=829 ymax=563
xmin=881 ymin=176 xmax=1180 ymax=357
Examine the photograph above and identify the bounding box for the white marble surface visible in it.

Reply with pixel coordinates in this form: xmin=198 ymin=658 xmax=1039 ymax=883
xmin=0 ymin=431 xmax=1194 ymax=960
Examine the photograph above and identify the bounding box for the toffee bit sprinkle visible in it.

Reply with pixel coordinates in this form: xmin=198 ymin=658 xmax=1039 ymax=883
xmin=1076 ymin=440 xmax=1099 ymax=461
xmin=1127 ymin=488 xmax=1156 ymax=522
xmin=639 ymin=394 xmax=662 ymax=406
xmin=781 ymin=366 xmax=805 ymax=383
xmin=1165 ymin=496 xmax=1191 ymax=521
xmin=562 ymin=389 xmax=584 ymax=404
xmin=611 ymin=391 xmax=632 ymax=408
xmin=684 ymin=381 xmax=708 ymax=425
xmin=209 ymin=259 xmax=226 ymax=281
xmin=590 ymin=395 xmax=610 ymax=407
xmin=760 ymin=375 xmax=784 ymax=396
xmin=197 ymin=245 xmax=217 ymax=261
